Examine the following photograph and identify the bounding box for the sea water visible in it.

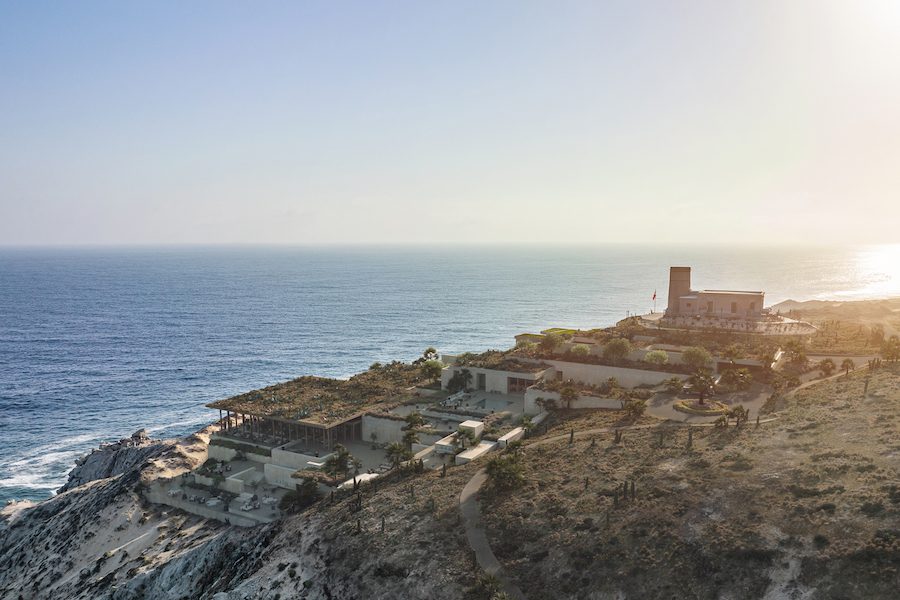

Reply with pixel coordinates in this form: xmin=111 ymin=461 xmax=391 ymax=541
xmin=1 ymin=244 xmax=898 ymax=502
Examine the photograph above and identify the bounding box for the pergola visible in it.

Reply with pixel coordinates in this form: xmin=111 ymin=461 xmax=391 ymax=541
xmin=215 ymin=408 xmax=363 ymax=450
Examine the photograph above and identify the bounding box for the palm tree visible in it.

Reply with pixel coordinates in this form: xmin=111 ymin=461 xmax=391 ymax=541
xmin=521 ymin=414 xmax=534 ymax=435
xmin=447 ymin=368 xmax=473 ymax=393
xmin=324 ymin=444 xmax=354 ymax=478
xmin=402 ymin=429 xmax=420 ymax=450
xmin=385 ymin=442 xmax=412 ymax=470
xmin=841 ymin=358 xmax=855 ymax=377
xmin=457 ymin=427 xmax=477 ymax=450
xmin=404 ymin=411 xmax=426 ymax=429
xmin=688 ymin=370 xmax=716 ymax=405
xmin=560 ymin=386 xmax=578 ymax=410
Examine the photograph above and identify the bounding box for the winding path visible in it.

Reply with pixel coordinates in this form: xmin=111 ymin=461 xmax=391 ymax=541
xmin=458 ymin=361 xmax=876 ymax=597
xmin=457 ymin=417 xmax=783 ymax=599
xmin=458 ymin=422 xmax=667 ymax=600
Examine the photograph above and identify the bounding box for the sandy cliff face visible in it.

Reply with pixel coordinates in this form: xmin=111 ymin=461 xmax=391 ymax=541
xmin=0 ymin=429 xmax=475 ymax=600
xmin=0 ymin=429 xmax=262 ymax=600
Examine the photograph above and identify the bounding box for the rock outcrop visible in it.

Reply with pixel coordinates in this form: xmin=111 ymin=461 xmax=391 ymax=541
xmin=58 ymin=430 xmax=166 ymax=493
xmin=0 ymin=425 xmax=476 ymax=600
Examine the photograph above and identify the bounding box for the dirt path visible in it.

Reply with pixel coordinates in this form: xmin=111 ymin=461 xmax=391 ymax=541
xmin=785 ymin=361 xmax=871 ymax=399
xmin=458 ymin=421 xmax=716 ymax=599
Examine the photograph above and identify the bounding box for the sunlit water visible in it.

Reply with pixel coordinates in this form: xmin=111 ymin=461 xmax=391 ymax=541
xmin=1 ymin=244 xmax=897 ymax=503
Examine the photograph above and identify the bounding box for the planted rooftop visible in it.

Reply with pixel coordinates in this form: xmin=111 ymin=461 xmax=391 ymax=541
xmin=207 ymin=361 xmax=428 ymax=424
xmin=453 ymin=350 xmax=550 ymax=373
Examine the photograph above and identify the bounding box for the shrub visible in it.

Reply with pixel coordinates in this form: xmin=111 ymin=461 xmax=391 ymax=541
xmin=720 ymin=368 xmax=753 ymax=391
xmin=540 ymin=333 xmax=564 ymax=352
xmin=603 ymin=338 xmax=632 ymax=363
xmin=279 ymin=478 xmax=320 ymax=513
xmin=485 ymin=454 xmax=525 ymax=490
xmin=682 ymin=346 xmax=712 ymax=370
xmin=622 ymin=397 xmax=646 ymax=420
xmin=421 ymin=360 xmax=444 ymax=380
xmin=644 ymin=349 xmax=669 ymax=365
xmin=664 ymin=376 xmax=683 ymax=394
xmin=571 ymin=344 xmax=591 ymax=357
xmin=818 ymin=358 xmax=836 ymax=377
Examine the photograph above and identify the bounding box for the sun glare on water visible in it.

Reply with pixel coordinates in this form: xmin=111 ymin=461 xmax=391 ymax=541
xmin=854 ymin=244 xmax=900 ymax=298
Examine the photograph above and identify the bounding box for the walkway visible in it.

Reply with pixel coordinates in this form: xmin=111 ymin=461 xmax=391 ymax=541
xmin=457 ymin=419 xmax=778 ymax=599
xmin=459 ymin=469 xmax=526 ymax=600
xmin=457 ymin=362 xmax=876 ymax=598
xmin=458 ymin=421 xmax=661 ymax=600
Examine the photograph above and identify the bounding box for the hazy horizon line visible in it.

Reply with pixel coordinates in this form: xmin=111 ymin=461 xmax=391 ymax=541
xmin=1 ymin=241 xmax=893 ymax=250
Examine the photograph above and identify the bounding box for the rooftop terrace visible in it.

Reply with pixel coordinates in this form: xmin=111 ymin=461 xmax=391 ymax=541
xmin=453 ymin=350 xmax=551 ymax=373
xmin=206 ymin=362 xmax=428 ymax=425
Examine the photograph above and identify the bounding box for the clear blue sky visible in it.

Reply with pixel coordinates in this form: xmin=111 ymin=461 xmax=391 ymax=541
xmin=2 ymin=1 xmax=899 ymax=245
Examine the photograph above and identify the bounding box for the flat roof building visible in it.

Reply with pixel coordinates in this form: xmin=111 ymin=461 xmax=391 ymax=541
xmin=665 ymin=267 xmax=764 ymax=318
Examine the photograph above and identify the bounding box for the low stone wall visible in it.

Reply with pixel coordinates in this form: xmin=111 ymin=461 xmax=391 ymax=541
xmin=145 ymin=485 xmax=264 ymax=527
xmin=208 ymin=442 xmax=272 ymax=465
xmin=571 ymin=396 xmax=623 ymax=409
xmin=271 ymin=447 xmax=329 ymax=471
xmin=543 ymin=359 xmax=687 ymax=389
xmin=497 ymin=427 xmax=524 ymax=448
xmin=413 ymin=445 xmax=435 ymax=461
xmin=524 ymin=388 xmax=625 ymax=414
xmin=455 ymin=441 xmax=497 ymax=465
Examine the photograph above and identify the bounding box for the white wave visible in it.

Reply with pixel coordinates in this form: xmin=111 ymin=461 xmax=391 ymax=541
xmin=3 ymin=449 xmax=84 ymax=471
xmin=145 ymin=417 xmax=208 ymax=434
xmin=0 ymin=471 xmax=64 ymax=490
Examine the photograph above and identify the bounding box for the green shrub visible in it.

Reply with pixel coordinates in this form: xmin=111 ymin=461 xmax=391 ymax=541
xmin=644 ymin=349 xmax=669 ymax=365
xmin=571 ymin=344 xmax=591 ymax=357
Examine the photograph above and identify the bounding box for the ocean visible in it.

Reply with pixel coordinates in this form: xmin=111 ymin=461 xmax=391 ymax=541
xmin=1 ymin=244 xmax=898 ymax=503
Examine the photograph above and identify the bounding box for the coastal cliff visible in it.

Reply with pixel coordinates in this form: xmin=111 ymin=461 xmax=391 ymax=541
xmin=58 ymin=430 xmax=171 ymax=493
xmin=0 ymin=428 xmax=478 ymax=600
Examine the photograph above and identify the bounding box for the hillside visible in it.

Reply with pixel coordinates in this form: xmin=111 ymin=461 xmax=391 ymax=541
xmin=479 ymin=365 xmax=900 ymax=599
xmin=0 ymin=429 xmax=483 ymax=600
xmin=3 ymin=337 xmax=899 ymax=599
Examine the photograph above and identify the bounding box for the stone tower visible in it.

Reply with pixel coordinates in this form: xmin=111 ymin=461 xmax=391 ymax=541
xmin=667 ymin=267 xmax=692 ymax=315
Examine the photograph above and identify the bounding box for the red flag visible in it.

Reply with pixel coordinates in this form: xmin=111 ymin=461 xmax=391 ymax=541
xmin=652 ymin=290 xmax=656 ymax=301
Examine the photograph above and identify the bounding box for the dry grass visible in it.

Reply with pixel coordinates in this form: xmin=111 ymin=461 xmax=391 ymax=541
xmin=207 ymin=362 xmax=427 ymax=423
xmin=304 ymin=460 xmax=488 ymax=600
xmin=480 ymin=366 xmax=900 ymax=599
xmin=774 ymin=297 xmax=900 ymax=353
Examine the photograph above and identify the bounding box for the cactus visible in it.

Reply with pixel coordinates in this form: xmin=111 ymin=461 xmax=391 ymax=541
xmin=687 ymin=427 xmax=693 ymax=449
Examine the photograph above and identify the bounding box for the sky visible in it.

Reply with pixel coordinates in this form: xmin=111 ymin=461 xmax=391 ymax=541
xmin=1 ymin=0 xmax=899 ymax=246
